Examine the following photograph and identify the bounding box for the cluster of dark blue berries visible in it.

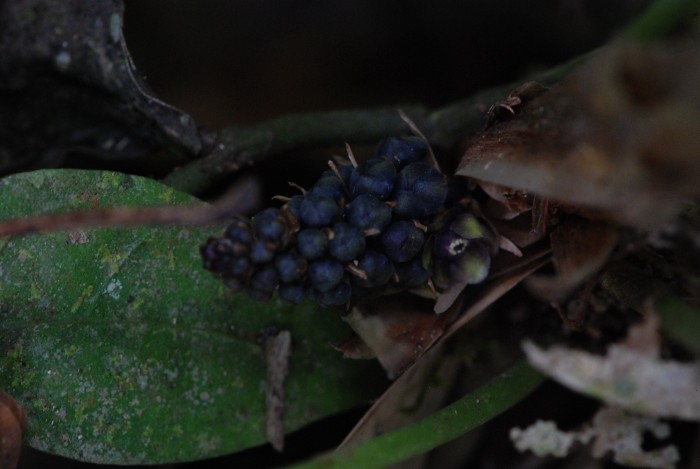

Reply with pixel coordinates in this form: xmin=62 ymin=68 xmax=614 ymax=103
xmin=201 ymin=136 xmax=496 ymax=307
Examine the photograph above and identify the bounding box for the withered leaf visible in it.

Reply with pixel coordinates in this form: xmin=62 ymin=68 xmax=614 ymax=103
xmin=264 ymin=330 xmax=292 ymax=452
xmin=458 ymin=42 xmax=700 ymax=230
xmin=0 ymin=390 xmax=27 ymax=469
xmin=344 ymin=299 xmax=450 ymax=379
xmin=526 ymin=216 xmax=618 ymax=302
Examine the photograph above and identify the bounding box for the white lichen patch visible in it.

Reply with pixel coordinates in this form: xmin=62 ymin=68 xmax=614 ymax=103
xmin=522 ymin=341 xmax=700 ymax=420
xmin=511 ymin=407 xmax=679 ymax=469
xmin=103 ymin=279 xmax=122 ymax=300
xmin=510 ymin=420 xmax=590 ymax=457
xmin=591 ymin=407 xmax=679 ymax=469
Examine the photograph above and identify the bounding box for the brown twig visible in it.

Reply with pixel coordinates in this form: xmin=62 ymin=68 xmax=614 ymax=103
xmin=0 ymin=178 xmax=259 ymax=238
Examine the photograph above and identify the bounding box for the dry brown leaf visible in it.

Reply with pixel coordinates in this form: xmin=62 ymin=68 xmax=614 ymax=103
xmin=338 ymin=341 xmax=460 ymax=449
xmin=343 ymin=300 xmax=451 ymax=378
xmin=526 ymin=216 xmax=618 ymax=302
xmin=458 ymin=41 xmax=700 ymax=230
xmin=0 ymin=390 xmax=27 ymax=469
xmin=264 ymin=330 xmax=291 ymax=452
xmin=479 ymin=182 xmax=531 ymax=220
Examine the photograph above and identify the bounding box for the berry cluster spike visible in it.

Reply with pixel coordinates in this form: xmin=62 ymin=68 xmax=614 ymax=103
xmin=201 ymin=136 xmax=497 ymax=307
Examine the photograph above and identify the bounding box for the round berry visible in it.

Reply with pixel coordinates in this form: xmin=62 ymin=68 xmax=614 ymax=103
xmin=374 ymin=136 xmax=428 ymax=169
xmin=250 ymin=239 xmax=275 ymax=264
xmin=224 ymin=220 xmax=253 ymax=249
xmin=392 ymin=162 xmax=447 ymax=218
xmin=297 ymin=228 xmax=328 ymax=260
xmin=346 ymin=193 xmax=391 ymax=233
xmin=228 ymin=256 xmax=252 ymax=277
xmin=449 ymin=214 xmax=488 ymax=240
xmin=328 ymin=222 xmax=366 ymax=262
xmin=278 ymin=284 xmax=307 ymax=304
xmin=354 ymin=251 xmax=395 ymax=288
xmin=299 ymin=194 xmax=339 ymax=227
xmin=335 ymin=163 xmax=353 ymax=185
xmin=201 ymin=243 xmax=232 ymax=273
xmin=201 ymin=238 xmax=222 ymax=265
xmin=253 ymin=208 xmax=286 ymax=241
xmin=349 ymin=158 xmax=397 ymax=199
xmin=381 ymin=220 xmax=425 ymax=263
xmin=309 ymin=172 xmax=345 ymax=201
xmin=433 ymin=230 xmax=469 ymax=259
xmin=284 ymin=195 xmax=304 ymax=218
xmin=250 ymin=264 xmax=278 ymax=292
xmin=315 ymin=279 xmax=352 ymax=306
xmin=395 ymin=258 xmax=429 ymax=288
xmin=225 ymin=218 xmax=253 ymax=245
xmin=448 ymin=242 xmax=490 ymax=285
xmin=274 ymin=252 xmax=307 ymax=283
xmin=308 ymin=259 xmax=345 ymax=292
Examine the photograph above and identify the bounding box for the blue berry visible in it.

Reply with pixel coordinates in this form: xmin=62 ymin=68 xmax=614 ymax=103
xmin=328 ymin=222 xmax=366 ymax=262
xmin=220 ymin=238 xmax=249 ymax=257
xmin=299 ymin=194 xmax=339 ymax=227
xmin=278 ymin=284 xmax=307 ymax=304
xmin=374 ymin=136 xmax=428 ymax=169
xmin=250 ymin=239 xmax=275 ymax=264
xmin=228 ymin=256 xmax=252 ymax=277
xmin=349 ymin=158 xmax=397 ymax=199
xmin=284 ymin=195 xmax=304 ymax=218
xmin=346 ymin=193 xmax=392 ymax=233
xmin=309 ymin=172 xmax=345 ymax=201
xmin=201 ymin=239 xmax=249 ymax=273
xmin=392 ymin=162 xmax=447 ymax=218
xmin=381 ymin=220 xmax=425 ymax=263
xmin=274 ymin=252 xmax=307 ymax=283
xmin=253 ymin=208 xmax=286 ymax=241
xmin=395 ymin=258 xmax=429 ymax=288
xmin=308 ymin=259 xmax=345 ymax=292
xmin=354 ymin=251 xmax=395 ymax=288
xmin=297 ymin=228 xmax=328 ymax=260
xmin=224 ymin=219 xmax=253 ymax=245
xmin=250 ymin=264 xmax=278 ymax=292
xmin=335 ymin=163 xmax=353 ymax=185
xmin=201 ymin=238 xmax=223 ymax=265
xmin=315 ymin=279 xmax=352 ymax=306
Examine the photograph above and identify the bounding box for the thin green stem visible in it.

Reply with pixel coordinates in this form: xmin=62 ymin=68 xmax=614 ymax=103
xmin=162 ymin=0 xmax=696 ymax=197
xmin=622 ymin=0 xmax=699 ymax=40
xmin=287 ymin=359 xmax=544 ymax=469
xmin=162 ymin=106 xmax=428 ymax=195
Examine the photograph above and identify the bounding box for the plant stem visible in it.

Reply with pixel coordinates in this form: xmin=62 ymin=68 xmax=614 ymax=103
xmin=287 ymin=359 xmax=543 ymax=469
xmin=162 ymin=0 xmax=696 ymax=197
xmin=622 ymin=0 xmax=699 ymax=40
xmin=162 ymin=107 xmax=428 ymax=195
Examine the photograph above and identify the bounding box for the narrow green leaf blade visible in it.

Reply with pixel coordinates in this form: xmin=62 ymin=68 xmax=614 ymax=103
xmin=289 ymin=359 xmax=543 ymax=469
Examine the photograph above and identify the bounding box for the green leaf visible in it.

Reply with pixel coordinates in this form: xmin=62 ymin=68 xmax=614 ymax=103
xmin=0 ymin=169 xmax=387 ymax=464
xmin=289 ymin=359 xmax=544 ymax=469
